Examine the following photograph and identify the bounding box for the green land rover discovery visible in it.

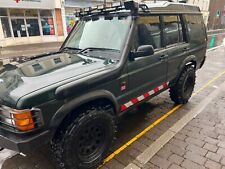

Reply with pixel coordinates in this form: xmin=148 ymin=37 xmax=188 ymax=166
xmin=0 ymin=1 xmax=207 ymax=169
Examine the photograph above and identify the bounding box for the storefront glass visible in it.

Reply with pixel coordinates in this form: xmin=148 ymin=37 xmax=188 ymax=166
xmin=25 ymin=9 xmax=38 ymax=17
xmin=1 ymin=17 xmax=11 ymax=38
xmin=40 ymin=10 xmax=55 ymax=35
xmin=10 ymin=9 xmax=24 ymax=17
xmin=0 ymin=9 xmax=7 ymax=16
xmin=26 ymin=19 xmax=40 ymax=36
xmin=1 ymin=8 xmax=57 ymax=40
xmin=0 ymin=8 xmax=12 ymax=38
xmin=11 ymin=19 xmax=27 ymax=37
xmin=66 ymin=15 xmax=76 ymax=33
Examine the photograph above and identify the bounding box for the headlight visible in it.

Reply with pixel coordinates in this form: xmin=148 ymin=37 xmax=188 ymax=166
xmin=0 ymin=106 xmax=43 ymax=132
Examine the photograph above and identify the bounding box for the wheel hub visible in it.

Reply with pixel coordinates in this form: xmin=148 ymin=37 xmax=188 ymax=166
xmin=78 ymin=125 xmax=104 ymax=157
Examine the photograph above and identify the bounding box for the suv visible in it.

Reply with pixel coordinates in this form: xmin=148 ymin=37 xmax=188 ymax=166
xmin=0 ymin=1 xmax=207 ymax=169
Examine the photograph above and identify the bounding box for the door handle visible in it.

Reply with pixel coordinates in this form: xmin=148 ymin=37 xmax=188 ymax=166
xmin=183 ymin=47 xmax=190 ymax=52
xmin=160 ymin=55 xmax=168 ymax=60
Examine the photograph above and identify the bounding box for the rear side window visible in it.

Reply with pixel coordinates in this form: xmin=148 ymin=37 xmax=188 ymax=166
xmin=138 ymin=16 xmax=162 ymax=49
xmin=185 ymin=15 xmax=206 ymax=44
xmin=163 ymin=15 xmax=184 ymax=46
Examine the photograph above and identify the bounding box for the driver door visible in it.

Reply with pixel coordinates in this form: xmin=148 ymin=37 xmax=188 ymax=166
xmin=127 ymin=16 xmax=168 ymax=102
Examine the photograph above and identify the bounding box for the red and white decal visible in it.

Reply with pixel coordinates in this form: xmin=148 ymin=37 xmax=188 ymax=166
xmin=120 ymin=82 xmax=169 ymax=112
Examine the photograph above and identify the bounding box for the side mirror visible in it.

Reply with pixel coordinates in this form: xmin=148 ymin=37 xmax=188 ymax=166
xmin=131 ymin=45 xmax=155 ymax=59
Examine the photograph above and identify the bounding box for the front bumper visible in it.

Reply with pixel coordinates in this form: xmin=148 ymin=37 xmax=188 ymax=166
xmin=0 ymin=130 xmax=51 ymax=154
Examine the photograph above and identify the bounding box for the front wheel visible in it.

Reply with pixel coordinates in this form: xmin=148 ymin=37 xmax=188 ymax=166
xmin=169 ymin=66 xmax=196 ymax=104
xmin=51 ymin=105 xmax=116 ymax=169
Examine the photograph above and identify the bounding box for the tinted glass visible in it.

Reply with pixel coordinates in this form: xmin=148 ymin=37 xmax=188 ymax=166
xmin=164 ymin=15 xmax=183 ymax=46
xmin=185 ymin=15 xmax=206 ymax=44
xmin=0 ymin=9 xmax=7 ymax=16
xmin=11 ymin=19 xmax=27 ymax=37
xmin=1 ymin=18 xmax=11 ymax=38
xmin=138 ymin=16 xmax=162 ymax=49
xmin=26 ymin=19 xmax=40 ymax=36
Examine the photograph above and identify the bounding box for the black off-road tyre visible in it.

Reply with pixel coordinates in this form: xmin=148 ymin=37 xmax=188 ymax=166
xmin=51 ymin=105 xmax=116 ymax=169
xmin=169 ymin=66 xmax=196 ymax=104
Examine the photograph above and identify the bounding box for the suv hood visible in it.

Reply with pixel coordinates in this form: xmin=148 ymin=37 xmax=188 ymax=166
xmin=0 ymin=52 xmax=117 ymax=107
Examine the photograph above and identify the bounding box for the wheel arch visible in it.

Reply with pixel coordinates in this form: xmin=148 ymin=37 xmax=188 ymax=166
xmin=179 ymin=55 xmax=197 ymax=70
xmin=49 ymin=90 xmax=119 ymax=137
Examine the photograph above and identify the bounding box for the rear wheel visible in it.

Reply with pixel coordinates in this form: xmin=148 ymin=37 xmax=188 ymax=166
xmin=51 ymin=105 xmax=116 ymax=169
xmin=170 ymin=66 xmax=196 ymax=104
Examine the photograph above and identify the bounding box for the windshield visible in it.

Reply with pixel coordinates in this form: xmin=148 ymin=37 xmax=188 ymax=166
xmin=64 ymin=16 xmax=132 ymax=52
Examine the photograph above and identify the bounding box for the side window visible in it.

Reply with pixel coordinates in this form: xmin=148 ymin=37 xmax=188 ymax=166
xmin=138 ymin=16 xmax=162 ymax=49
xmin=185 ymin=14 xmax=206 ymax=44
xmin=164 ymin=15 xmax=184 ymax=46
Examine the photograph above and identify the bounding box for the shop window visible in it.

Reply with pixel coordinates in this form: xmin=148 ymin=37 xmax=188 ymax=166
xmin=10 ymin=9 xmax=24 ymax=17
xmin=40 ymin=10 xmax=55 ymax=35
xmin=11 ymin=19 xmax=27 ymax=37
xmin=1 ymin=18 xmax=12 ymax=38
xmin=40 ymin=10 xmax=52 ymax=17
xmin=26 ymin=19 xmax=40 ymax=36
xmin=25 ymin=10 xmax=38 ymax=17
xmin=66 ymin=15 xmax=76 ymax=33
xmin=0 ymin=9 xmax=7 ymax=16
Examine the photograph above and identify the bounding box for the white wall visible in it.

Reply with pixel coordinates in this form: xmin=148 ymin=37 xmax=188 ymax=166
xmin=0 ymin=0 xmax=56 ymax=9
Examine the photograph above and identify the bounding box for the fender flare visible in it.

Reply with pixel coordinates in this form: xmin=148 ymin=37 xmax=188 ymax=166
xmin=171 ymin=55 xmax=197 ymax=85
xmin=179 ymin=55 xmax=197 ymax=71
xmin=49 ymin=90 xmax=119 ymax=134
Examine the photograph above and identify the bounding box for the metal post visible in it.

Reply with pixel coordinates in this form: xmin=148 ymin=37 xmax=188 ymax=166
xmin=104 ymin=0 xmax=106 ymax=6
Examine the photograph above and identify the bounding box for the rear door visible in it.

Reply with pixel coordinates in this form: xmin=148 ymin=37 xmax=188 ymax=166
xmin=163 ymin=15 xmax=190 ymax=81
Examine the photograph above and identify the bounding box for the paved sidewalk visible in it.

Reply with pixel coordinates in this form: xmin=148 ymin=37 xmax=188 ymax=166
xmin=133 ymin=85 xmax=225 ymax=169
xmin=0 ymin=42 xmax=62 ymax=59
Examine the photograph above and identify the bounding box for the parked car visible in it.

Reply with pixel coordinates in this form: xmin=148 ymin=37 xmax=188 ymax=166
xmin=0 ymin=1 xmax=207 ymax=169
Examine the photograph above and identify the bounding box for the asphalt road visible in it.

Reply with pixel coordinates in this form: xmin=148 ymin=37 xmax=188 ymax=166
xmin=0 ymin=43 xmax=224 ymax=169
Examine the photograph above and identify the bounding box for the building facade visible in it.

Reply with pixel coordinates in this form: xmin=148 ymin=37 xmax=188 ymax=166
xmin=62 ymin=0 xmax=115 ymax=34
xmin=187 ymin=0 xmax=210 ymax=25
xmin=0 ymin=0 xmax=115 ymax=47
xmin=0 ymin=0 xmax=65 ymax=47
xmin=207 ymin=0 xmax=225 ymax=30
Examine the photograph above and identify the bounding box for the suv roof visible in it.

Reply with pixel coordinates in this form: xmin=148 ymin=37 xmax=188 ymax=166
xmin=75 ymin=0 xmax=201 ymax=18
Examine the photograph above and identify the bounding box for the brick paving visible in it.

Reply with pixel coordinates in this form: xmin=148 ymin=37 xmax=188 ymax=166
xmin=142 ymin=91 xmax=225 ymax=169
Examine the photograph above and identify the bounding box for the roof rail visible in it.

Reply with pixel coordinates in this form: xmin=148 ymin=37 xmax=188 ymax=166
xmin=74 ymin=1 xmax=147 ymax=18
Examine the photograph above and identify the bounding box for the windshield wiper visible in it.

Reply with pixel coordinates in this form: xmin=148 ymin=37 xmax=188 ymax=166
xmin=61 ymin=47 xmax=81 ymax=52
xmin=78 ymin=47 xmax=120 ymax=54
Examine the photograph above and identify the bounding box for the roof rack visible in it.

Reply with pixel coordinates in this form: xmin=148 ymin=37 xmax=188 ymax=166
xmin=74 ymin=1 xmax=148 ymax=18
